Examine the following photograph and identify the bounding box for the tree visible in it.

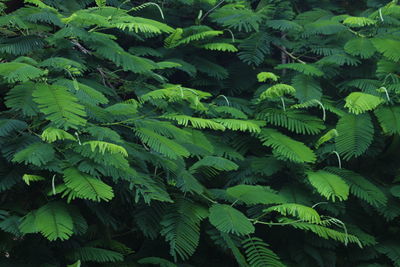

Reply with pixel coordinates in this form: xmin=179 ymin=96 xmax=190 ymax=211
xmin=0 ymin=0 xmax=400 ymax=266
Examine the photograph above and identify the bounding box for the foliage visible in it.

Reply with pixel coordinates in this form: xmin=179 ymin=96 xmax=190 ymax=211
xmin=1 ymin=0 xmax=400 ymax=266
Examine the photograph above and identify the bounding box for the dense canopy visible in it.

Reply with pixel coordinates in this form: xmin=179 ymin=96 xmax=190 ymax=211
xmin=1 ymin=0 xmax=400 ymax=266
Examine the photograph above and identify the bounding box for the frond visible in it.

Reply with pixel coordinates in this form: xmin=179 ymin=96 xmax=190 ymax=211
xmin=190 ymin=156 xmax=238 ymax=173
xmin=40 ymin=57 xmax=86 ymax=74
xmin=41 ymin=127 xmax=76 ymax=143
xmin=306 ymin=170 xmax=349 ymax=202
xmin=164 ymin=28 xmax=183 ymax=48
xmin=259 ymin=84 xmax=296 ymax=99
xmin=0 ymin=119 xmax=27 ymax=137
xmin=201 ymin=42 xmax=238 ymax=52
xmin=266 ymin=19 xmax=302 ymax=31
xmin=20 ymin=202 xmax=73 ymax=241
xmin=83 ymin=141 xmax=128 ymax=157
xmin=371 ymin=38 xmax=400 ymax=61
xmin=264 ymin=203 xmax=321 ymax=223
xmin=344 ymin=38 xmax=376 ymax=59
xmin=160 ymin=199 xmax=208 ymax=261
xmin=377 ymin=243 xmax=400 ymax=267
xmin=12 ymin=142 xmax=55 ymax=166
xmin=0 ymin=36 xmax=45 ymax=55
xmin=242 ymin=237 xmax=285 ymax=267
xmin=22 ymin=174 xmax=45 ymax=185
xmin=282 ymin=218 xmax=362 ymax=247
xmin=335 ymin=114 xmax=374 ymax=160
xmin=226 ymin=185 xmax=284 ymax=205
xmin=212 ymin=106 xmax=248 ymax=119
xmin=0 ymin=215 xmax=21 ymax=236
xmin=344 ymin=92 xmax=383 ymax=114
xmin=318 ymin=53 xmax=361 ymax=67
xmin=192 ymin=57 xmax=229 ymax=79
xmin=292 ymin=75 xmax=322 ymax=102
xmin=213 ymin=119 xmax=264 ymax=133
xmin=63 ymin=168 xmax=114 ymax=202
xmin=0 ymin=62 xmax=45 ymax=83
xmin=238 ymin=32 xmax=271 ymax=66
xmin=257 ymin=72 xmax=279 ymax=82
xmin=315 ymin=129 xmax=338 ymax=148
xmin=325 ymin=167 xmax=387 ymax=207
xmin=178 ymin=30 xmax=223 ymax=45
xmin=258 ymin=129 xmax=316 ymax=163
xmin=342 ymin=16 xmax=376 ymax=27
xmin=162 ymin=114 xmax=225 ymax=131
xmin=67 ymin=247 xmax=123 ymax=263
xmin=209 ymin=204 xmax=255 ymax=236
xmin=374 ymin=106 xmax=400 ymax=135
xmin=210 ymin=4 xmax=263 ymax=32
xmin=55 ymin=79 xmax=108 ymax=106
xmin=33 ymin=83 xmax=87 ymax=129
xmin=275 ymin=63 xmax=324 ymax=77
xmin=5 ymin=82 xmax=39 ymax=116
xmin=258 ymin=109 xmax=325 ymax=135
xmin=134 ymin=127 xmax=190 ymax=159
xmin=303 ymin=20 xmax=346 ymax=36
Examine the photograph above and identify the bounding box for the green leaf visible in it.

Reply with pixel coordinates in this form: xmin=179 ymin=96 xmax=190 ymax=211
xmin=343 ymin=16 xmax=376 ymax=27
xmin=344 ymin=92 xmax=383 ymax=114
xmin=260 ymin=84 xmax=295 ymax=99
xmin=374 ymin=106 xmax=400 ymax=135
xmin=22 ymin=174 xmax=45 ymax=185
xmin=292 ymin=75 xmax=322 ymax=102
xmin=209 ymin=204 xmax=255 ymax=236
xmin=306 ymin=170 xmax=349 ymax=202
xmin=33 ymin=83 xmax=87 ymax=129
xmin=242 ymin=237 xmax=285 ymax=267
xmin=83 ymin=141 xmax=128 ymax=157
xmin=226 ymin=185 xmax=284 ymax=205
xmin=161 ymin=199 xmax=208 ymax=260
xmin=325 ymin=167 xmax=387 ymax=207
xmin=63 ymin=168 xmax=114 ymax=202
xmin=22 ymin=202 xmax=74 ymax=241
xmin=275 ymin=63 xmax=324 ymax=77
xmin=315 ymin=129 xmax=338 ymax=148
xmin=0 ymin=62 xmax=45 ymax=82
xmin=344 ymin=38 xmax=376 ymax=59
xmin=41 ymin=127 xmax=76 ymax=143
xmin=336 ymin=114 xmax=374 ymax=160
xmin=190 ymin=156 xmax=238 ymax=173
xmin=372 ymin=38 xmax=400 ymax=62
xmin=257 ymin=72 xmax=279 ymax=82
xmin=12 ymin=142 xmax=55 ymax=166
xmin=264 ymin=203 xmax=321 ymax=223
xmin=259 ymin=129 xmax=316 ymax=163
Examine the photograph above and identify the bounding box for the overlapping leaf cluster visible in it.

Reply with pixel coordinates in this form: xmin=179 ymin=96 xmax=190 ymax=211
xmin=1 ymin=0 xmax=400 ymax=266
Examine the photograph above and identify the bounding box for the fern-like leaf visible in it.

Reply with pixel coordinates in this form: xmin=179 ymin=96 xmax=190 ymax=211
xmin=20 ymin=202 xmax=73 ymax=241
xmin=264 ymin=203 xmax=321 ymax=223
xmin=242 ymin=237 xmax=285 ymax=267
xmin=336 ymin=114 xmax=374 ymax=160
xmin=160 ymin=199 xmax=208 ymax=261
xmin=374 ymin=106 xmax=400 ymax=134
xmin=209 ymin=204 xmax=255 ymax=236
xmin=41 ymin=127 xmax=76 ymax=143
xmin=226 ymin=185 xmax=285 ymax=205
xmin=344 ymin=92 xmax=383 ymax=114
xmin=33 ymin=83 xmax=87 ymax=129
xmin=259 ymin=129 xmax=316 ymax=163
xmin=306 ymin=170 xmax=349 ymax=202
xmin=63 ymin=168 xmax=114 ymax=202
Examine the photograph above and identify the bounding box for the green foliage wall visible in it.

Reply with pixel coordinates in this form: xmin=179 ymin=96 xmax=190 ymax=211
xmin=1 ymin=0 xmax=400 ymax=266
